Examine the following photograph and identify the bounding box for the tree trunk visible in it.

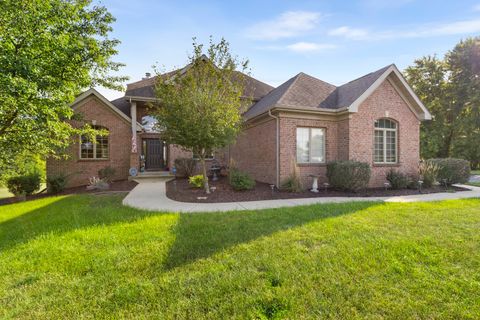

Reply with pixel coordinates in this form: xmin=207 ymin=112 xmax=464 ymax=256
xmin=200 ymin=157 xmax=210 ymax=194
xmin=438 ymin=128 xmax=454 ymax=158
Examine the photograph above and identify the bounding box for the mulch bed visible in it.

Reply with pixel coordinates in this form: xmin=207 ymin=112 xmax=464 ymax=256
xmin=166 ymin=176 xmax=468 ymax=203
xmin=0 ymin=180 xmax=138 ymax=206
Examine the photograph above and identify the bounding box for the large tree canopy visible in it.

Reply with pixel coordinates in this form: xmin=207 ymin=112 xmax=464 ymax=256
xmin=405 ymin=37 xmax=480 ymax=168
xmin=0 ymin=0 xmax=126 ymax=174
xmin=153 ymin=37 xmax=249 ymax=193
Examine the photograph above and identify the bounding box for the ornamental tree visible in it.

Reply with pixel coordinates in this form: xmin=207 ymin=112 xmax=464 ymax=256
xmin=153 ymin=38 xmax=250 ymax=193
xmin=0 ymin=0 xmax=126 ymax=172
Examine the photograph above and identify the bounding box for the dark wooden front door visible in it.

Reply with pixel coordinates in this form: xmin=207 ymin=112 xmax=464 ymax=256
xmin=144 ymin=139 xmax=165 ymax=170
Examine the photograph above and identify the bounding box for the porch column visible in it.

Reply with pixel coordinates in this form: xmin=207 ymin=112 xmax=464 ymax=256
xmin=129 ymin=101 xmax=139 ymax=171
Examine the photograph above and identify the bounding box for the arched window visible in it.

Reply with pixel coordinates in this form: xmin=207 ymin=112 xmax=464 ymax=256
xmin=374 ymin=119 xmax=397 ymax=163
xmin=80 ymin=126 xmax=109 ymax=159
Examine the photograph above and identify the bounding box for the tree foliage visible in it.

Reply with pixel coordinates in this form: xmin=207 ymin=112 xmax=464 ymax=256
xmin=0 ymin=0 xmax=126 ymax=171
xmin=153 ymin=37 xmax=249 ymax=193
xmin=405 ymin=37 xmax=480 ymax=168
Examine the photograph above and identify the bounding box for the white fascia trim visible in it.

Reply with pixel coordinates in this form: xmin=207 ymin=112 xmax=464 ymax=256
xmin=348 ymin=65 xmax=432 ymax=121
xmin=125 ymin=95 xmax=159 ymax=102
xmin=72 ymin=88 xmax=143 ymax=130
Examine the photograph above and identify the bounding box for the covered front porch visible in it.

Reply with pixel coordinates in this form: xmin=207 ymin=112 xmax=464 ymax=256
xmin=128 ymin=97 xmax=172 ymax=177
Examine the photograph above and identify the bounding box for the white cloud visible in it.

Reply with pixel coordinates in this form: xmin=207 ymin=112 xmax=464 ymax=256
xmin=328 ymin=26 xmax=369 ymax=40
xmin=286 ymin=42 xmax=336 ymax=53
xmin=422 ymin=19 xmax=480 ymax=36
xmin=473 ymin=4 xmax=480 ymax=11
xmin=246 ymin=11 xmax=322 ymax=40
xmin=329 ymin=18 xmax=480 ymax=41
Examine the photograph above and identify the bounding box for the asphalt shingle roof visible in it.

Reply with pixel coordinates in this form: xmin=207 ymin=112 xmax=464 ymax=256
xmin=111 ymin=63 xmax=394 ymax=120
xmin=244 ymin=64 xmax=393 ymax=119
xmin=124 ymin=70 xmax=274 ymax=101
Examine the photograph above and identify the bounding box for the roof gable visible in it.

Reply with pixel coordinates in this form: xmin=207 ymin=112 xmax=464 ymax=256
xmin=347 ymin=65 xmax=432 ymax=120
xmin=71 ymin=88 xmax=143 ymax=130
xmin=321 ymin=64 xmax=392 ymax=109
xmin=245 ymin=64 xmax=431 ymax=121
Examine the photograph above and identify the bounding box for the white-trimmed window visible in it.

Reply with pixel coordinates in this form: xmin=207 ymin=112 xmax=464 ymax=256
xmin=374 ymin=119 xmax=397 ymax=164
xmin=296 ymin=127 xmax=325 ymax=163
xmin=80 ymin=126 xmax=109 ymax=159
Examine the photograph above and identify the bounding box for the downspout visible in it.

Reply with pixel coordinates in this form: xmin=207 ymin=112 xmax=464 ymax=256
xmin=268 ymin=110 xmax=280 ymax=187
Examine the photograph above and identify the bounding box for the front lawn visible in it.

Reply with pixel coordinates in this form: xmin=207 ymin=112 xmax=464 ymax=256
xmin=0 ymin=195 xmax=479 ymax=319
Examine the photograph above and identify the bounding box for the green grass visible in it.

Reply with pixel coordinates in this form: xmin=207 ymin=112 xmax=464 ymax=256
xmin=472 ymin=169 xmax=480 ymax=175
xmin=1 ymin=195 xmax=480 ymax=319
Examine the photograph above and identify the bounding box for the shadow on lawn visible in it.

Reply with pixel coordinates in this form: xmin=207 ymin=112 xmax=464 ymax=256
xmin=0 ymin=194 xmax=379 ymax=269
xmin=164 ymin=201 xmax=378 ymax=269
xmin=0 ymin=194 xmax=158 ymax=251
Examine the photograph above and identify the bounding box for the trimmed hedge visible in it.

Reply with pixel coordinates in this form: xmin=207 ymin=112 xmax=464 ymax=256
xmin=427 ymin=158 xmax=470 ymax=185
xmin=386 ymin=169 xmax=409 ymax=189
xmin=326 ymin=161 xmax=371 ymax=192
xmin=7 ymin=172 xmax=41 ymax=196
xmin=229 ymin=169 xmax=255 ymax=191
xmin=47 ymin=173 xmax=68 ymax=194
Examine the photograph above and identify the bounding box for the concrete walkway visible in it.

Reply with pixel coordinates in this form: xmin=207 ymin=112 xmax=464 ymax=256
xmin=470 ymin=174 xmax=480 ymax=183
xmin=122 ymin=178 xmax=480 ymax=213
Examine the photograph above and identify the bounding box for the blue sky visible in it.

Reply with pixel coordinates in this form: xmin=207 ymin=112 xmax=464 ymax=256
xmin=98 ymin=0 xmax=480 ymax=100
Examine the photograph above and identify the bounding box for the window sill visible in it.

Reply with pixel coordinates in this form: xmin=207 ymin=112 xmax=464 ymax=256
xmin=78 ymin=159 xmax=110 ymax=162
xmin=297 ymin=162 xmax=326 ymax=167
xmin=373 ymin=163 xmax=401 ymax=167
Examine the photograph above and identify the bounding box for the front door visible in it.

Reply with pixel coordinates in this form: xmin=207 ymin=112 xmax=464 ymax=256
xmin=144 ymin=139 xmax=165 ymax=170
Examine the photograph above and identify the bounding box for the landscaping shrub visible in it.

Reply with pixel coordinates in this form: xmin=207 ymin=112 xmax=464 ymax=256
xmin=87 ymin=176 xmax=110 ymax=190
xmin=326 ymin=161 xmax=371 ymax=192
xmin=174 ymin=158 xmax=197 ymax=178
xmin=419 ymin=161 xmax=439 ymax=188
xmin=47 ymin=173 xmax=68 ymax=194
xmin=7 ymin=172 xmax=41 ymax=196
xmin=281 ymin=165 xmax=302 ymax=192
xmin=386 ymin=169 xmax=410 ymax=189
xmin=229 ymin=168 xmax=255 ymax=191
xmin=188 ymin=174 xmax=205 ymax=188
xmin=407 ymin=177 xmax=420 ymax=190
xmin=428 ymin=158 xmax=470 ymax=185
xmin=98 ymin=166 xmax=116 ymax=183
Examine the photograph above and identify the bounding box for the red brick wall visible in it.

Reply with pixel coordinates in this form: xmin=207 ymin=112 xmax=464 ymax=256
xmin=278 ymin=116 xmax=339 ymax=188
xmin=336 ymin=118 xmax=350 ymax=161
xmin=46 ymin=96 xmax=132 ymax=188
xmin=168 ymin=145 xmax=229 ymax=175
xmin=230 ymin=119 xmax=277 ymax=184
xmin=349 ymin=79 xmax=420 ymax=187
xmin=243 ymin=79 xmax=421 ymax=189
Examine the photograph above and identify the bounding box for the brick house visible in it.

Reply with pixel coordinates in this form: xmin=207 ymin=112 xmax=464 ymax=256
xmin=47 ymin=63 xmax=431 ymax=188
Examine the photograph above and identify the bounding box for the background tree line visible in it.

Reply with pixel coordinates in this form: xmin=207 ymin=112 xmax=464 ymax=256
xmin=405 ymin=37 xmax=480 ymax=169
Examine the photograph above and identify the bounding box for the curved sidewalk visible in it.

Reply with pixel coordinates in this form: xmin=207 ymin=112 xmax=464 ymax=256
xmin=122 ymin=179 xmax=480 ymax=213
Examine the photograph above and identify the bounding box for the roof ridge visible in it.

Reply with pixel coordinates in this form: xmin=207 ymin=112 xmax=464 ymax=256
xmin=277 ymin=73 xmax=304 ymax=105
xmin=340 ymin=64 xmax=393 ymax=87
xmin=299 ymin=72 xmax=337 ymax=89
